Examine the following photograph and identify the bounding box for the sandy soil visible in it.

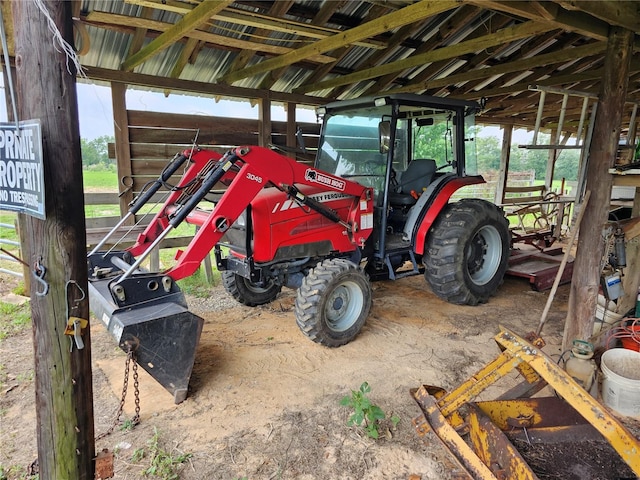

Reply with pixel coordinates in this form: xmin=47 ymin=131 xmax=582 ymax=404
xmin=1 ymin=272 xmax=572 ymax=480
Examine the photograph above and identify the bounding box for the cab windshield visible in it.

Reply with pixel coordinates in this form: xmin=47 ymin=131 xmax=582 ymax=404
xmin=315 ymin=106 xmax=391 ymax=196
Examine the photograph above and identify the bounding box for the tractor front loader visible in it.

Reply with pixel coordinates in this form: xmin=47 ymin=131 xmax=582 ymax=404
xmin=89 ymin=94 xmax=512 ymax=402
xmin=88 ymin=146 xmax=375 ymax=403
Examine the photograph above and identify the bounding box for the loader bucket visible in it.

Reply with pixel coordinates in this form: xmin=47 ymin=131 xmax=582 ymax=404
xmin=88 ymin=269 xmax=203 ymax=404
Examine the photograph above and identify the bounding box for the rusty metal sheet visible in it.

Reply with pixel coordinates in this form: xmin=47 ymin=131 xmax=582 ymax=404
xmin=466 ymin=403 xmax=539 ymax=480
xmin=413 ymin=386 xmax=498 ymax=480
xmin=95 ymin=448 xmax=114 ymax=479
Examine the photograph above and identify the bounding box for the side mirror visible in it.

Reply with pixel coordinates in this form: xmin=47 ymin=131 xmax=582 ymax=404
xmin=379 ymin=121 xmax=390 ymax=154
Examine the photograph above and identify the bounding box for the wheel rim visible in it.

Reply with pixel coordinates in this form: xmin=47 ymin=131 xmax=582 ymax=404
xmin=242 ymin=277 xmax=276 ymax=293
xmin=466 ymin=224 xmax=503 ymax=286
xmin=324 ymin=280 xmax=364 ymax=332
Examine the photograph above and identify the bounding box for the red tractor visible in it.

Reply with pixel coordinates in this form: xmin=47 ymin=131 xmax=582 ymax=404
xmin=88 ymin=94 xmax=510 ymax=402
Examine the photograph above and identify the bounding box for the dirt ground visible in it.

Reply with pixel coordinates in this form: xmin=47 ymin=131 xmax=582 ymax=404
xmin=0 ymin=271 xmax=577 ymax=479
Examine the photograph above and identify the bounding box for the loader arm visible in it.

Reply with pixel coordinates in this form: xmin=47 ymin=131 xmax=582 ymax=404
xmin=87 ymin=145 xmax=373 ymax=403
xmin=126 ymin=146 xmax=374 ymax=282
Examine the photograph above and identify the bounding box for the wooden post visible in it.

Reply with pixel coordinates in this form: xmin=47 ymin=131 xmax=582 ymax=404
xmin=258 ymin=96 xmax=272 ymax=147
xmin=12 ymin=2 xmax=94 ymax=478
xmin=286 ymin=101 xmax=297 ymax=159
xmin=111 ymin=81 xmax=134 ymax=222
xmin=494 ymin=124 xmax=512 ymax=204
xmin=563 ymin=27 xmax=634 ymax=351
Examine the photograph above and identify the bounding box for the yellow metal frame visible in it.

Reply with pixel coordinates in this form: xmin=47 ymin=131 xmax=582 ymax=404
xmin=413 ymin=327 xmax=640 ymax=479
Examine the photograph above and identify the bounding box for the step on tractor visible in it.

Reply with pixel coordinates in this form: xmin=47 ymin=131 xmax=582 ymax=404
xmin=88 ymin=94 xmax=511 ymax=402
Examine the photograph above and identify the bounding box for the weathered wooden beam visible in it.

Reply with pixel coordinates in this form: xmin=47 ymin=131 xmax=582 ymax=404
xmin=126 ymin=6 xmax=153 ymax=57
xmin=227 ymin=1 xmax=295 ymax=74
xmin=85 ymin=11 xmax=336 ymax=63
xmin=386 ymin=41 xmax=606 ymax=95
xmin=302 ymin=3 xmax=400 ymax=98
xmin=468 ymin=0 xmax=610 ymax=40
xmin=111 ymin=82 xmax=134 ymax=219
xmin=120 ymin=0 xmax=233 ymax=71
xmin=220 ymin=0 xmax=459 ymax=84
xmin=360 ymin=4 xmax=486 ymax=97
xmin=164 ymin=36 xmax=199 ymax=96
xmin=456 ymin=59 xmax=640 ymax=100
xmin=557 ymin=1 xmax=640 ymax=33
xmin=296 ymin=21 xmax=557 ymax=94
xmin=125 ymin=0 xmax=386 ymax=49
xmin=495 ymin=124 xmax=513 ymax=205
xmin=563 ymin=27 xmax=634 ymax=352
xmin=82 ymin=66 xmax=328 ymax=106
xmin=12 ymin=1 xmax=94 ymax=478
xmin=258 ymin=96 xmax=271 ymax=147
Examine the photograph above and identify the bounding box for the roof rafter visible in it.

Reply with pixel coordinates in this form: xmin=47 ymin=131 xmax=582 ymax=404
xmin=295 ymin=21 xmax=558 ymax=94
xmin=121 ymin=0 xmax=233 ymax=71
xmin=359 ymin=5 xmax=483 ymax=97
xmin=125 ymin=0 xmax=386 ymax=50
xmin=468 ymin=0 xmax=609 ymax=40
xmin=557 ymin=1 xmax=640 ymax=33
xmin=219 ymin=0 xmax=460 ymax=84
xmin=85 ymin=11 xmax=336 ymax=64
xmin=384 ymin=41 xmax=607 ymax=95
xmin=226 ymin=0 xmax=295 ymax=74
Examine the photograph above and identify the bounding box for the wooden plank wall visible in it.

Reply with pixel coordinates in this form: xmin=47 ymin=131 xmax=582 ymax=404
xmin=108 ymin=109 xmax=321 ymax=200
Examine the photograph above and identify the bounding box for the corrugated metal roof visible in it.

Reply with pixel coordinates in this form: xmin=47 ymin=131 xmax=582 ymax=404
xmin=70 ymin=0 xmax=640 ymax=130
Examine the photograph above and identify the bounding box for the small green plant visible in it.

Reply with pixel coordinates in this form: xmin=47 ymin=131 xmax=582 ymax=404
xmin=0 ymin=463 xmax=37 ymax=480
xmin=176 ymin=266 xmax=219 ymax=297
xmin=120 ymin=418 xmax=137 ymax=431
xmin=340 ymin=381 xmax=387 ymax=439
xmin=0 ymin=301 xmax=31 ymax=340
xmin=132 ymin=427 xmax=192 ymax=480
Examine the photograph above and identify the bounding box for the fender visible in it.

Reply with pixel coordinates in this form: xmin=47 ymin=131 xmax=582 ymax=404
xmin=413 ymin=175 xmax=485 ymax=256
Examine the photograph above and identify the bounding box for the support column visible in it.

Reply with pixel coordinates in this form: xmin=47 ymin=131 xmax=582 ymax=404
xmin=111 ymin=82 xmax=134 ymax=222
xmin=12 ymin=1 xmax=94 ymax=478
xmin=286 ymin=101 xmax=297 ymax=158
xmin=563 ymin=27 xmax=634 ymax=351
xmin=258 ymin=96 xmax=272 ymax=147
xmin=494 ymin=124 xmax=513 ymax=204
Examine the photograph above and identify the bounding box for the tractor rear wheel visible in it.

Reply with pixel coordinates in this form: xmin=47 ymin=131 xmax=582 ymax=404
xmin=222 ymin=271 xmax=282 ymax=306
xmin=295 ymin=258 xmax=371 ymax=347
xmin=424 ymin=199 xmax=510 ymax=305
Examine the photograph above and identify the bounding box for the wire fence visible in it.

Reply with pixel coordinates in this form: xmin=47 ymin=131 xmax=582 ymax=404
xmin=0 ymin=222 xmax=23 ymax=278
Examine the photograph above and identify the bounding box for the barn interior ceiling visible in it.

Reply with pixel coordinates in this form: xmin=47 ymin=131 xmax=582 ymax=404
xmin=7 ymin=1 xmax=640 ymax=133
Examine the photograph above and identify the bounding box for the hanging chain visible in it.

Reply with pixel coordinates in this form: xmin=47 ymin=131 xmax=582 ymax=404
xmin=96 ymin=345 xmax=141 ymax=440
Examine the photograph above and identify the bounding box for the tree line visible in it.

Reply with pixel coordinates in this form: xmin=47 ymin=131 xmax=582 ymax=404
xmin=476 ymin=132 xmax=580 ymax=182
xmin=80 ymin=135 xmax=115 ymax=170
xmin=82 ymin=131 xmax=582 ymax=182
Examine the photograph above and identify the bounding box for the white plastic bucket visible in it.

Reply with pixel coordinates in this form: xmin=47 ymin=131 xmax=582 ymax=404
xmin=593 ymin=295 xmax=623 ymax=335
xmin=601 ymin=348 xmax=640 ymax=417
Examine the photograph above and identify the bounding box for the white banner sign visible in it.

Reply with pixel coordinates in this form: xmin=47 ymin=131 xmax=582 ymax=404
xmin=0 ymin=120 xmax=45 ymax=219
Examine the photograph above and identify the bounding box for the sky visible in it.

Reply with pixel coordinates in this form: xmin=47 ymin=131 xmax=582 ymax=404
xmin=75 ymin=82 xmax=319 ymax=140
xmin=0 ymin=79 xmax=532 ymax=143
xmin=0 ymin=79 xmax=319 ymax=140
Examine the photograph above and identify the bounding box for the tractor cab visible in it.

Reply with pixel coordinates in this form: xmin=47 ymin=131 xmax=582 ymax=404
xmin=315 ymin=94 xmax=483 ymax=278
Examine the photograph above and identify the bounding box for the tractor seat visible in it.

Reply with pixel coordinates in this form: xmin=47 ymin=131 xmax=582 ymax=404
xmin=389 ymin=158 xmax=437 ymax=206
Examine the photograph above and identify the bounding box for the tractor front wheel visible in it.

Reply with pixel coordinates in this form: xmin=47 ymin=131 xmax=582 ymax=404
xmin=295 ymin=258 xmax=371 ymax=347
xmin=424 ymin=199 xmax=510 ymax=305
xmin=222 ymin=271 xmax=282 ymax=306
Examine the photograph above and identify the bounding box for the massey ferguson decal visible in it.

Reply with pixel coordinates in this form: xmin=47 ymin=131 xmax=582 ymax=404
xmin=272 ymin=191 xmax=350 ymax=213
xmin=305 ymin=168 xmax=346 ymax=191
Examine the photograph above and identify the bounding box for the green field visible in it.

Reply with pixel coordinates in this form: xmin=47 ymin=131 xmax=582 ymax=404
xmin=0 ymin=168 xmax=219 ymax=291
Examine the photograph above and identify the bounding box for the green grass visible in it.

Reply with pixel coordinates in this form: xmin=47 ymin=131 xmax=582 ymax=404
xmin=177 ymin=267 xmax=219 ymax=297
xmin=0 ymin=301 xmax=31 ymax=341
xmin=131 ymin=427 xmax=193 ymax=480
xmin=83 ymin=169 xmax=118 ymax=191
